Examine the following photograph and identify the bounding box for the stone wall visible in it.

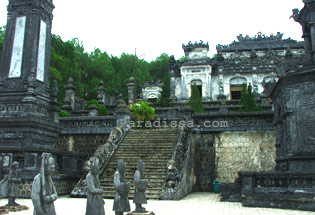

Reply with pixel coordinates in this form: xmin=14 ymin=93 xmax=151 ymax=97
xmin=57 ymin=134 xmax=109 ymax=156
xmin=192 ymin=133 xmax=215 ymax=191
xmin=214 ymin=131 xmax=276 ymax=183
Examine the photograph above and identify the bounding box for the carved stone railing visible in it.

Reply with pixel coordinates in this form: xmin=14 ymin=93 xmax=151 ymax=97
xmin=193 ymin=111 xmax=274 ymax=132
xmin=160 ymin=124 xmax=193 ymax=200
xmin=70 ymin=126 xmax=127 ymax=197
xmin=59 ymin=116 xmax=116 ymax=134
xmin=239 ymin=171 xmax=315 ymax=207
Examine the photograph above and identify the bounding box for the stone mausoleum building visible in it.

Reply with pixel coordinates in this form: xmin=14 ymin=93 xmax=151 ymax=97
xmin=169 ymin=33 xmax=304 ymax=101
xmin=140 ymin=79 xmax=163 ymax=101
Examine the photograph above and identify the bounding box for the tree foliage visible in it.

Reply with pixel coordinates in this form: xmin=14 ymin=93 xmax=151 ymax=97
xmin=0 ymin=30 xmax=172 ymax=108
xmin=239 ymin=83 xmax=262 ymax=112
xmin=129 ymin=101 xmax=157 ymax=124
xmin=85 ymin=99 xmax=109 ymax=116
xmin=189 ymin=84 xmax=205 ymax=113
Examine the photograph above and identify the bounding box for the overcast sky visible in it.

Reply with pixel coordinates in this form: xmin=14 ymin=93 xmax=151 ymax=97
xmin=0 ymin=0 xmax=305 ymax=62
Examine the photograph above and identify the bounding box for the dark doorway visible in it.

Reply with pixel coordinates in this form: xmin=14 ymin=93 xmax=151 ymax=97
xmin=191 ymin=85 xmax=202 ymax=97
xmin=230 ymin=84 xmax=243 ymax=100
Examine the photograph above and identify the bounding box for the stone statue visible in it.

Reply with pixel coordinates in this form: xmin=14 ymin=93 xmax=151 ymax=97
xmin=7 ymin=161 xmax=21 ymax=206
xmin=85 ymin=157 xmax=105 ymax=215
xmin=133 ymin=160 xmax=148 ymax=213
xmin=165 ymin=160 xmax=179 ymax=188
xmin=31 ymin=153 xmax=58 ymax=215
xmin=291 ymin=0 xmax=315 ymax=64
xmin=113 ymin=160 xmax=130 ymax=215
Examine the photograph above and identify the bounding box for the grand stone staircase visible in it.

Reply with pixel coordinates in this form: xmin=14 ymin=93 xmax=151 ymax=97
xmin=100 ymin=128 xmax=178 ymax=199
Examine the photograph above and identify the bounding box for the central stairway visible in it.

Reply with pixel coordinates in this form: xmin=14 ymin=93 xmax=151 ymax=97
xmin=100 ymin=128 xmax=178 ymax=199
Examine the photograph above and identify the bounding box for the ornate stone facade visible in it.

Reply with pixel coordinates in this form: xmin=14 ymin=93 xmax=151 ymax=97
xmin=170 ymin=34 xmax=304 ymax=101
xmin=140 ymin=79 xmax=163 ymax=101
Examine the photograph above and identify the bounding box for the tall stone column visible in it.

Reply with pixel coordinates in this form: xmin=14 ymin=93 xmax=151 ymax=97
xmin=97 ymin=81 xmax=106 ymax=105
xmin=63 ymin=77 xmax=76 ymax=112
xmin=0 ymin=0 xmax=62 ymax=178
xmin=115 ymin=94 xmax=130 ymax=131
xmin=127 ymin=77 xmax=135 ymax=105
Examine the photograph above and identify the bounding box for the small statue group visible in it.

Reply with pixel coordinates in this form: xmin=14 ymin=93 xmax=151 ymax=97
xmin=1 ymin=155 xmax=152 ymax=215
xmin=114 ymin=159 xmax=152 ymax=215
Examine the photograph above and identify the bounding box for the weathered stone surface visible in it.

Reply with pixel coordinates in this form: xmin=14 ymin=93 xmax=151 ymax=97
xmin=214 ymin=131 xmax=276 ymax=183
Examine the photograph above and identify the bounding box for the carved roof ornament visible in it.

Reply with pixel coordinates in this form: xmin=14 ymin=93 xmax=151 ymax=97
xmin=182 ymin=40 xmax=209 ymax=51
xmin=216 ymin=32 xmax=303 ymax=52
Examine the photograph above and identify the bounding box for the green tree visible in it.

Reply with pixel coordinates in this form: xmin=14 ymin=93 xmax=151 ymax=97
xmin=239 ymin=83 xmax=262 ymax=112
xmin=189 ymin=84 xmax=205 ymax=113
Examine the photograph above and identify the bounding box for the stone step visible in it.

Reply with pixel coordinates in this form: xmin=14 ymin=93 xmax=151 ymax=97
xmin=99 ymin=128 xmax=179 ymax=200
xmin=100 ymin=178 xmax=164 ymax=184
xmin=105 ymin=162 xmax=170 ymax=167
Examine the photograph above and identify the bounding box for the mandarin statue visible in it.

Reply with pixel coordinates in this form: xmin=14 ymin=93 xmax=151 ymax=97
xmin=113 ymin=160 xmax=130 ymax=215
xmin=291 ymin=0 xmax=315 ymax=64
xmin=31 ymin=153 xmax=58 ymax=215
xmin=133 ymin=160 xmax=148 ymax=213
xmin=6 ymin=161 xmax=21 ymax=206
xmin=85 ymin=157 xmax=105 ymax=215
xmin=0 ymin=161 xmax=22 ymax=206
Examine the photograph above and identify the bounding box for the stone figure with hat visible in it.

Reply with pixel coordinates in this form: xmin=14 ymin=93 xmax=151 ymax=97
xmin=85 ymin=157 xmax=105 ymax=215
xmin=113 ymin=160 xmax=130 ymax=215
xmin=0 ymin=161 xmax=22 ymax=206
xmin=31 ymin=153 xmax=58 ymax=215
xmin=132 ymin=160 xmax=148 ymax=213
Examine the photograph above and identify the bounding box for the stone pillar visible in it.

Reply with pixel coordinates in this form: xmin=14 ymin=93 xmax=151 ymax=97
xmin=127 ymin=77 xmax=135 ymax=105
xmin=88 ymin=105 xmax=99 ymax=117
xmin=115 ymin=94 xmax=130 ymax=131
xmin=179 ymin=106 xmax=193 ymax=121
xmin=63 ymin=77 xmax=76 ymax=111
xmin=0 ymin=0 xmax=64 ymax=179
xmin=50 ymin=75 xmax=60 ymax=123
xmin=169 ymin=56 xmax=177 ymax=100
xmin=97 ymin=81 xmax=106 ymax=105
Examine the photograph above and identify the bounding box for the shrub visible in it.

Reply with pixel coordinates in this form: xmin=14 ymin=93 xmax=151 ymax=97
xmin=58 ymin=110 xmax=70 ymax=117
xmin=188 ymin=84 xmax=205 ymax=113
xmin=129 ymin=101 xmax=157 ymax=127
xmin=239 ymin=83 xmax=262 ymax=112
xmin=85 ymin=99 xmax=109 ymax=116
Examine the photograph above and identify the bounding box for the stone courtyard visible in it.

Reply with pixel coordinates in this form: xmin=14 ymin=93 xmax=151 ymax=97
xmin=1 ymin=192 xmax=314 ymax=215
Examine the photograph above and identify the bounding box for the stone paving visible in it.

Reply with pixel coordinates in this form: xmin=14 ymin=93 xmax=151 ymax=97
xmin=1 ymin=192 xmax=315 ymax=215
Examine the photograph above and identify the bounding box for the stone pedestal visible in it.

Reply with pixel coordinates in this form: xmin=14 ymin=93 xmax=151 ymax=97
xmin=127 ymin=211 xmax=155 ymax=215
xmin=0 ymin=205 xmax=29 ymax=214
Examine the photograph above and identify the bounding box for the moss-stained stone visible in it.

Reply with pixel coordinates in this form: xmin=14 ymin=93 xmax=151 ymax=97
xmin=214 ymin=131 xmax=276 ymax=183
